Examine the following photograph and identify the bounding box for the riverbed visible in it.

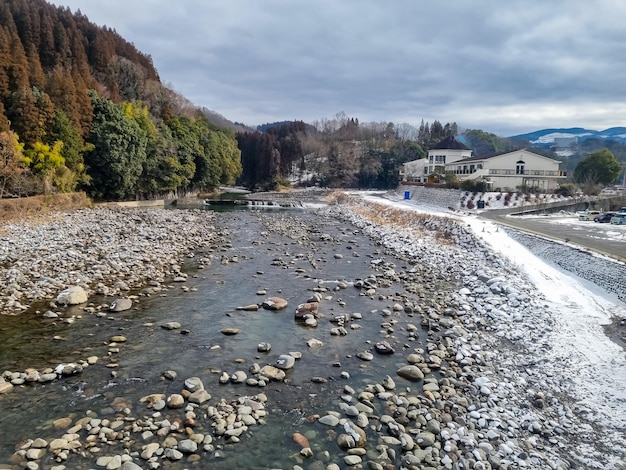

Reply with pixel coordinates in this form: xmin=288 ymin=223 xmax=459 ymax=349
xmin=0 ymin=198 xmax=624 ymax=470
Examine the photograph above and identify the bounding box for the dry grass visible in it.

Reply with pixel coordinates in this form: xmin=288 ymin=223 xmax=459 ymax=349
xmin=346 ymin=199 xmax=459 ymax=245
xmin=323 ymin=190 xmax=355 ymax=205
xmin=0 ymin=192 xmax=91 ymax=225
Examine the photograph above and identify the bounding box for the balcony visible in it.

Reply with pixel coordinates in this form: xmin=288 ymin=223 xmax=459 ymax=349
xmin=487 ymin=169 xmax=567 ymax=178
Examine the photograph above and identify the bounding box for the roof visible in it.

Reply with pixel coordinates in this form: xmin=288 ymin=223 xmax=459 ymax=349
xmin=450 ymin=148 xmax=562 ymax=164
xmin=430 ymin=136 xmax=471 ymax=151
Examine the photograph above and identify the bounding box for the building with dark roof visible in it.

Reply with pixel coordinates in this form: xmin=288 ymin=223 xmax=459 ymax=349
xmin=400 ymin=137 xmax=472 ymax=183
xmin=401 ymin=137 xmax=567 ymax=190
xmin=444 ymin=149 xmax=567 ymax=191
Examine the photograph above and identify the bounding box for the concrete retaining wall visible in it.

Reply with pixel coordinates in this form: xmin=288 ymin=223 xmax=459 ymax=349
xmin=506 ymin=228 xmax=626 ymax=306
xmin=397 ymin=185 xmax=461 ymax=209
xmin=96 ymin=200 xmax=165 ymax=209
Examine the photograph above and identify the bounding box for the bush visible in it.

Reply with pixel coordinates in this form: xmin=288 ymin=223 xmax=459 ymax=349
xmin=466 ymin=199 xmax=475 ymax=209
xmin=556 ymin=183 xmax=578 ymax=197
xmin=460 ymin=180 xmax=488 ymax=192
xmin=260 ymin=177 xmax=292 ymax=191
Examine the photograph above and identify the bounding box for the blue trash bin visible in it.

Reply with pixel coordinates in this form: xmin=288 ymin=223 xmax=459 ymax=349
xmin=404 ymin=191 xmax=410 ymax=200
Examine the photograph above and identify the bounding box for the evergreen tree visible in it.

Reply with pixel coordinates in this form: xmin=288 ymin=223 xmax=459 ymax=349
xmin=85 ymin=92 xmax=147 ymax=200
xmin=48 ymin=109 xmax=90 ymax=190
xmin=574 ymin=148 xmax=622 ymax=186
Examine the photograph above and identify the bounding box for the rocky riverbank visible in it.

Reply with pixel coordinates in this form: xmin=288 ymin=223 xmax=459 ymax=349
xmin=0 ymin=207 xmax=224 ymax=315
xmin=0 ymin=198 xmax=624 ymax=470
xmin=317 ymin=199 xmax=626 ymax=470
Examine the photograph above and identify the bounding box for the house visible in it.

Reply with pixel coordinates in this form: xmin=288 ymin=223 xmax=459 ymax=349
xmin=400 ymin=136 xmax=472 ymax=183
xmin=400 ymin=135 xmax=567 ymax=191
xmin=445 ymin=149 xmax=567 ymax=191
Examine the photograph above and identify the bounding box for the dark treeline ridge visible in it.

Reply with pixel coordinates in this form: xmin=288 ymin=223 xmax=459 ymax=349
xmin=239 ymin=114 xmax=462 ymax=190
xmin=0 ymin=0 xmax=241 ymax=200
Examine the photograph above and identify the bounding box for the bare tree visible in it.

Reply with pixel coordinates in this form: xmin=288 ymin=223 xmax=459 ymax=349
xmin=396 ymin=122 xmax=418 ymax=141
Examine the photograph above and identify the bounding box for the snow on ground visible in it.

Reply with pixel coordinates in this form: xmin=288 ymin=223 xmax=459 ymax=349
xmin=357 ymin=191 xmax=626 ymax=446
xmin=467 ymin=216 xmax=626 ymax=428
xmin=513 ymin=212 xmax=626 ymax=243
xmin=460 ymin=190 xmax=572 ymax=210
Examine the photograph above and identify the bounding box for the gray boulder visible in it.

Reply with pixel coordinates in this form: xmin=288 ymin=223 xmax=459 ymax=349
xmin=56 ymin=286 xmax=88 ymax=305
xmin=396 ymin=365 xmax=424 ymax=381
xmin=109 ymin=298 xmax=133 ymax=312
xmin=275 ymin=354 xmax=296 ymax=370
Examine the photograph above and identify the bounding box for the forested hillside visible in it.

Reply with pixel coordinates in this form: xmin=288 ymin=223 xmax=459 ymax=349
xmin=238 ymin=113 xmax=459 ymax=190
xmin=0 ymin=0 xmax=241 ymax=200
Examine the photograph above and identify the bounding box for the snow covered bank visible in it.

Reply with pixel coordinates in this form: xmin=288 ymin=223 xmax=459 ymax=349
xmin=333 ymin=192 xmax=625 ymax=469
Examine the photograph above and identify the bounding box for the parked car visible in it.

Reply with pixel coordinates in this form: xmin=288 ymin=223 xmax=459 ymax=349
xmin=619 ymin=207 xmax=626 ymax=214
xmin=610 ymin=214 xmax=626 ymax=225
xmin=594 ymin=212 xmax=616 ymax=223
xmin=578 ymin=211 xmax=601 ymax=221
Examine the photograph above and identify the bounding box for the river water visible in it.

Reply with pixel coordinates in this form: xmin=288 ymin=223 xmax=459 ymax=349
xmin=0 ymin=206 xmax=440 ymax=469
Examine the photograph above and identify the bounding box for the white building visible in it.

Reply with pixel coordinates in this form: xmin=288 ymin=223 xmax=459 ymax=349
xmin=400 ymin=136 xmax=568 ymax=191
xmin=445 ymin=149 xmax=567 ymax=191
xmin=400 ymin=136 xmax=472 ymax=183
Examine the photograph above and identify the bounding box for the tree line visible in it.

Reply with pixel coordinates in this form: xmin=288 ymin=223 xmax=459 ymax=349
xmin=237 ymin=113 xmax=459 ymax=190
xmin=0 ymin=0 xmax=241 ymax=200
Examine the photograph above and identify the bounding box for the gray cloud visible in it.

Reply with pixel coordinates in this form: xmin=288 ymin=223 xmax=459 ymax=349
xmin=54 ymin=0 xmax=626 ymax=136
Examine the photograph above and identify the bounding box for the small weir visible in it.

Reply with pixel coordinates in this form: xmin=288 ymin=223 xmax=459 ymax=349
xmin=203 ymin=198 xmax=303 ymax=208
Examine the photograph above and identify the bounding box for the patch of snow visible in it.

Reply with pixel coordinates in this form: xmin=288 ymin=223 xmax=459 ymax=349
xmin=530 ymin=132 xmax=595 ymax=144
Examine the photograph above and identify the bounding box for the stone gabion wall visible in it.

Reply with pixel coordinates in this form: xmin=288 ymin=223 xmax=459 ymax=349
xmin=505 ymin=228 xmax=626 ymax=306
xmin=397 ymin=185 xmax=462 ymax=210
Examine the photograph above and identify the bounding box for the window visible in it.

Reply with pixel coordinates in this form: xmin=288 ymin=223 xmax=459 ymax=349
xmin=516 ymin=160 xmax=525 ymax=175
xmin=434 ymin=155 xmax=446 ymax=164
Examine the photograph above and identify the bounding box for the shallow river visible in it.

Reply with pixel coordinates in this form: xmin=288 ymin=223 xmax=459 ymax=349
xmin=0 ymin=207 xmax=441 ymax=469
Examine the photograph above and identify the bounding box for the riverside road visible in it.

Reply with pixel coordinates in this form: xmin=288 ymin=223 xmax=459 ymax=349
xmin=479 ymin=207 xmax=626 ymax=263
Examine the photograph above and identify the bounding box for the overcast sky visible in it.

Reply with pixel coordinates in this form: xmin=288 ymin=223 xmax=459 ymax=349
xmin=53 ymin=0 xmax=626 ymax=136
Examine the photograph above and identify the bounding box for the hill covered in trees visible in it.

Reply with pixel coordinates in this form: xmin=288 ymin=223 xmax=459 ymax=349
xmin=0 ymin=0 xmax=241 ymax=200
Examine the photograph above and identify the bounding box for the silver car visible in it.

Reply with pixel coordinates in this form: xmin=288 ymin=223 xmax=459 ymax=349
xmin=610 ymin=214 xmax=626 ymax=225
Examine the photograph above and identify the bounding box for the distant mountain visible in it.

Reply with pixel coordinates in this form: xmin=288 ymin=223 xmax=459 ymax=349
xmin=509 ymin=127 xmax=626 ymax=147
